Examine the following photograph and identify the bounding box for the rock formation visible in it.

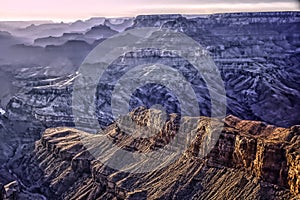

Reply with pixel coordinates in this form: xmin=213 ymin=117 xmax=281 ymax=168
xmin=0 ymin=11 xmax=299 ymax=200
xmin=9 ymin=108 xmax=299 ymax=199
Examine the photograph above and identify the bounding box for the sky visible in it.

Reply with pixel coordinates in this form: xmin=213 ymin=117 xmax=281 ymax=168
xmin=0 ymin=0 xmax=299 ymax=22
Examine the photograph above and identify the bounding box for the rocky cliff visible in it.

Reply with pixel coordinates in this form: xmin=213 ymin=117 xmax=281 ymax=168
xmin=6 ymin=107 xmax=299 ymax=199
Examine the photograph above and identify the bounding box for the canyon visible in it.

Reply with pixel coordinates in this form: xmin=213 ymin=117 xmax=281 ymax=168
xmin=0 ymin=11 xmax=299 ymax=199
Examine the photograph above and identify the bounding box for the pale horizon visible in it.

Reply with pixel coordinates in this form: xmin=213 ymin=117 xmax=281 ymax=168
xmin=0 ymin=0 xmax=299 ymax=22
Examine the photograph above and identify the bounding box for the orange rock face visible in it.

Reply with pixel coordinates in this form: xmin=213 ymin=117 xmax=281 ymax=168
xmin=16 ymin=109 xmax=300 ymax=199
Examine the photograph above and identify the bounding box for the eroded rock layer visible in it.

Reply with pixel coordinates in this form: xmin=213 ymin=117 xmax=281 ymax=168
xmin=10 ymin=108 xmax=300 ymax=200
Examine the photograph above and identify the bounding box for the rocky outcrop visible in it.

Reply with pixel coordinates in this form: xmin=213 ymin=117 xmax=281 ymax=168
xmin=2 ymin=181 xmax=20 ymax=200
xmin=14 ymin=108 xmax=299 ymax=199
xmin=286 ymin=126 xmax=300 ymax=195
xmin=85 ymin=25 xmax=118 ymax=39
xmin=205 ymin=115 xmax=299 ymax=194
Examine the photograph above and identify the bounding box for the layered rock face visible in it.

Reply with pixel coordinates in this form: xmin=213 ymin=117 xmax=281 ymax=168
xmin=3 ymin=12 xmax=299 ymax=133
xmin=8 ymin=108 xmax=299 ymax=200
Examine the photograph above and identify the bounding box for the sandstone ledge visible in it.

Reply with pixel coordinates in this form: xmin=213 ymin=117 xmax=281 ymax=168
xmin=22 ymin=111 xmax=300 ymax=199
